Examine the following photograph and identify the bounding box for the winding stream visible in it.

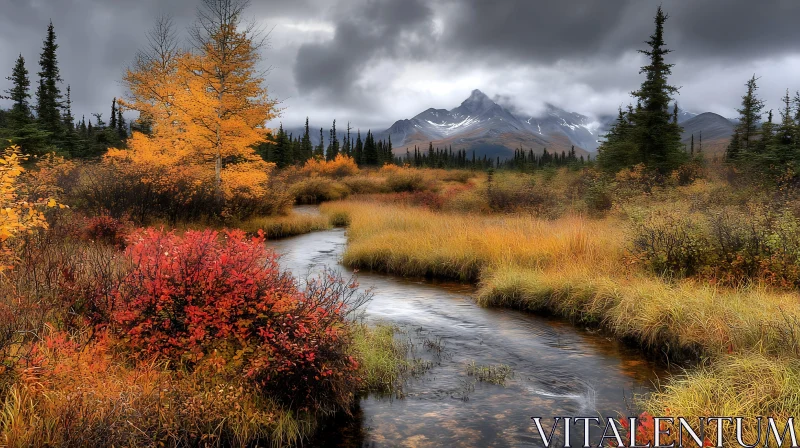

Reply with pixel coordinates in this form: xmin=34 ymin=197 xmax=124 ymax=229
xmin=268 ymin=213 xmax=666 ymax=447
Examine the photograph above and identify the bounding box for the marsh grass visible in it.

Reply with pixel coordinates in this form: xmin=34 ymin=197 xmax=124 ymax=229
xmin=236 ymin=212 xmax=331 ymax=239
xmin=465 ymin=362 xmax=514 ymax=386
xmin=351 ymin=323 xmax=409 ymax=395
xmin=322 ymin=200 xmax=800 ymax=361
xmin=642 ymin=353 xmax=800 ymax=446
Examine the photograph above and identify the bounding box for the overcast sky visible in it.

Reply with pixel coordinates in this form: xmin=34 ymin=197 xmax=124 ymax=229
xmin=1 ymin=0 xmax=799 ymax=131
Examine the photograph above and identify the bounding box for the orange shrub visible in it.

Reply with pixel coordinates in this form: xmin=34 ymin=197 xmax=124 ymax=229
xmin=301 ymin=154 xmax=359 ymax=178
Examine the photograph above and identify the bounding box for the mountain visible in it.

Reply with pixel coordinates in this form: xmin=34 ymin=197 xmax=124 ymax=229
xmin=680 ymin=112 xmax=735 ymax=157
xmin=378 ymin=89 xmax=595 ymax=160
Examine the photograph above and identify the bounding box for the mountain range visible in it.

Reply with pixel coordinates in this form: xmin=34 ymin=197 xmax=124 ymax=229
xmin=286 ymin=89 xmax=736 ymax=160
xmin=375 ymin=89 xmax=596 ymax=159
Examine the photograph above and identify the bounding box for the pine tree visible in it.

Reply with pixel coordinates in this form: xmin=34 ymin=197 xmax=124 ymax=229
xmin=730 ymin=75 xmax=765 ymax=158
xmin=326 ymin=120 xmax=339 ymax=161
xmin=300 ymin=117 xmax=312 ymax=162
xmin=628 ymin=6 xmax=685 ymax=173
xmin=110 ymin=98 xmax=118 ymax=130
xmin=4 ymin=54 xmax=33 ymax=127
xmin=117 ymin=109 xmax=127 ymax=140
xmin=62 ymin=85 xmax=74 ymax=130
xmin=314 ymin=128 xmax=325 ymax=158
xmin=2 ymin=54 xmax=49 ymax=155
xmin=364 ymin=130 xmax=378 ymax=166
xmin=354 ymin=130 xmax=363 ymax=165
xmin=36 ymin=20 xmax=64 ymax=139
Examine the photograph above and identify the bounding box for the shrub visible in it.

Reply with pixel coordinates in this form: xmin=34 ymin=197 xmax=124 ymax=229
xmin=290 ymin=177 xmax=351 ymax=204
xmin=630 ymin=209 xmax=711 ymax=277
xmin=486 ymin=173 xmax=559 ymax=216
xmin=83 ymin=215 xmax=128 ymax=248
xmin=340 ymin=175 xmax=387 ymax=194
xmin=113 ymin=229 xmax=367 ymax=413
xmin=385 ymin=169 xmax=428 ymax=193
xmin=68 ymin=160 xmax=293 ymax=225
xmin=300 ymin=155 xmax=359 ymax=178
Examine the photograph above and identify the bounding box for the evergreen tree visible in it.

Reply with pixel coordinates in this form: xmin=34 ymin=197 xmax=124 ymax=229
xmin=2 ymin=54 xmax=49 ymax=154
xmin=628 ymin=6 xmax=685 ymax=173
xmin=110 ymin=98 xmax=118 ymax=130
xmin=354 ymin=130 xmax=363 ymax=165
xmin=326 ymin=120 xmax=339 ymax=160
xmin=5 ymin=54 xmax=33 ymax=126
xmin=728 ymin=75 xmax=765 ymax=160
xmin=314 ymin=128 xmax=325 ymax=158
xmin=36 ymin=20 xmax=64 ymax=139
xmin=364 ymin=130 xmax=378 ymax=166
xmin=597 ymin=107 xmax=638 ymax=172
xmin=117 ymin=109 xmax=127 ymax=140
xmin=272 ymin=123 xmax=288 ymax=168
xmin=62 ymin=85 xmax=74 ymax=130
xmin=300 ymin=117 xmax=312 ymax=161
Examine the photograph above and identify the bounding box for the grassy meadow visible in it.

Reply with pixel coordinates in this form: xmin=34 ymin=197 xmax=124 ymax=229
xmin=314 ymin=162 xmax=800 ymax=444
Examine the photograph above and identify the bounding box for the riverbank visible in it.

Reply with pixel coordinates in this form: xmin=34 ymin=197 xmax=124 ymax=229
xmin=321 ymin=199 xmax=800 ymax=443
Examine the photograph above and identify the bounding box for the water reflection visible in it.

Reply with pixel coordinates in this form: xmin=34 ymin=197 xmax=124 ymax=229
xmin=268 ymin=227 xmax=664 ymax=447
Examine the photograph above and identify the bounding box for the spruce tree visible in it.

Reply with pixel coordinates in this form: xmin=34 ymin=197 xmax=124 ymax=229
xmin=300 ymin=117 xmax=312 ymax=162
xmin=110 ymin=98 xmax=118 ymax=130
xmin=314 ymin=128 xmax=325 ymax=158
xmin=354 ymin=130 xmax=363 ymax=165
xmin=628 ymin=6 xmax=684 ymax=173
xmin=2 ymin=54 xmax=49 ymax=154
xmin=62 ymin=85 xmax=74 ymax=130
xmin=36 ymin=20 xmax=64 ymax=138
xmin=364 ymin=130 xmax=378 ymax=166
xmin=730 ymin=75 xmax=765 ymax=158
xmin=4 ymin=54 xmax=33 ymax=127
xmin=117 ymin=109 xmax=127 ymax=140
xmin=326 ymin=120 xmax=339 ymax=161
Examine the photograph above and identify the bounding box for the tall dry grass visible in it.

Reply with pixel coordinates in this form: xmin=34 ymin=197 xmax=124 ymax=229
xmin=322 ymin=200 xmax=800 ymax=360
xmin=323 ymin=200 xmax=620 ymax=282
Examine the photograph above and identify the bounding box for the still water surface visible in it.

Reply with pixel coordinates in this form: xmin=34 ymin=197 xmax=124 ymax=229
xmin=268 ymin=217 xmax=664 ymax=447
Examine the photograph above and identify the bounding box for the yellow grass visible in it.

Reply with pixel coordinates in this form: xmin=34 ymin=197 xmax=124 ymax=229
xmin=321 ymin=197 xmax=800 ymax=435
xmin=323 ymin=200 xmax=621 ymax=282
xmin=322 ymin=200 xmax=800 ymax=360
xmin=236 ymin=212 xmax=331 ymax=239
xmin=643 ymin=353 xmax=800 ymax=446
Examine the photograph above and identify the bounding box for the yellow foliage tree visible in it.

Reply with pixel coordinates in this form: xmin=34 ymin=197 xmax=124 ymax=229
xmin=0 ymin=146 xmax=55 ymax=271
xmin=115 ymin=1 xmax=279 ymax=211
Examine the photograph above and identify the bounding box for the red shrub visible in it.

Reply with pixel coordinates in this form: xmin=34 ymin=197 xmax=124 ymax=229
xmin=84 ymin=214 xmax=128 ymax=248
xmin=112 ymin=228 xmax=365 ymax=413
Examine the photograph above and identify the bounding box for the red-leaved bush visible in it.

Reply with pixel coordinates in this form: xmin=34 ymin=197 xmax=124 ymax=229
xmin=84 ymin=214 xmax=128 ymax=248
xmin=112 ymin=228 xmax=367 ymax=413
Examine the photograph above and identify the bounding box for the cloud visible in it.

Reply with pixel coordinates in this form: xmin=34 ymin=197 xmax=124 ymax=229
xmin=0 ymin=0 xmax=798 ymax=134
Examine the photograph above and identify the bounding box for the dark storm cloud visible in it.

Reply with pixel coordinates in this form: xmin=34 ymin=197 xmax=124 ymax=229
xmin=440 ymin=0 xmax=800 ymax=63
xmin=293 ymin=0 xmax=436 ymax=101
xmin=0 ymin=0 xmax=798 ymax=131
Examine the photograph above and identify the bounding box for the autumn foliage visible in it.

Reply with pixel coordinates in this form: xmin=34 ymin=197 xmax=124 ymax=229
xmin=301 ymin=154 xmax=360 ymax=178
xmin=112 ymin=228 xmax=363 ymax=413
xmin=103 ymin=9 xmax=284 ymax=221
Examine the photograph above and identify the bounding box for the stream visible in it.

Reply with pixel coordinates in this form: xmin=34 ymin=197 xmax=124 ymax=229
xmin=268 ymin=210 xmax=665 ymax=447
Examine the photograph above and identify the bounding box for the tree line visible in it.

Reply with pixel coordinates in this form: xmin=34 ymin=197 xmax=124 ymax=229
xmin=725 ymin=76 xmax=800 ymax=178
xmin=0 ymin=21 xmax=129 ymax=159
xmin=259 ymin=119 xmax=396 ymax=168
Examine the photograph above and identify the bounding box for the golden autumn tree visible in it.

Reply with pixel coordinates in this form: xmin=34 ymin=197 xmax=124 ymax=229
xmin=115 ymin=0 xmax=280 ymax=213
xmin=182 ymin=0 xmax=279 ymax=201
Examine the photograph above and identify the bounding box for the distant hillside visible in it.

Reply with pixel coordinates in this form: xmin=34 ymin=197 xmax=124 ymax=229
xmin=680 ymin=112 xmax=735 ymax=157
xmin=375 ymin=89 xmax=593 ymax=161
